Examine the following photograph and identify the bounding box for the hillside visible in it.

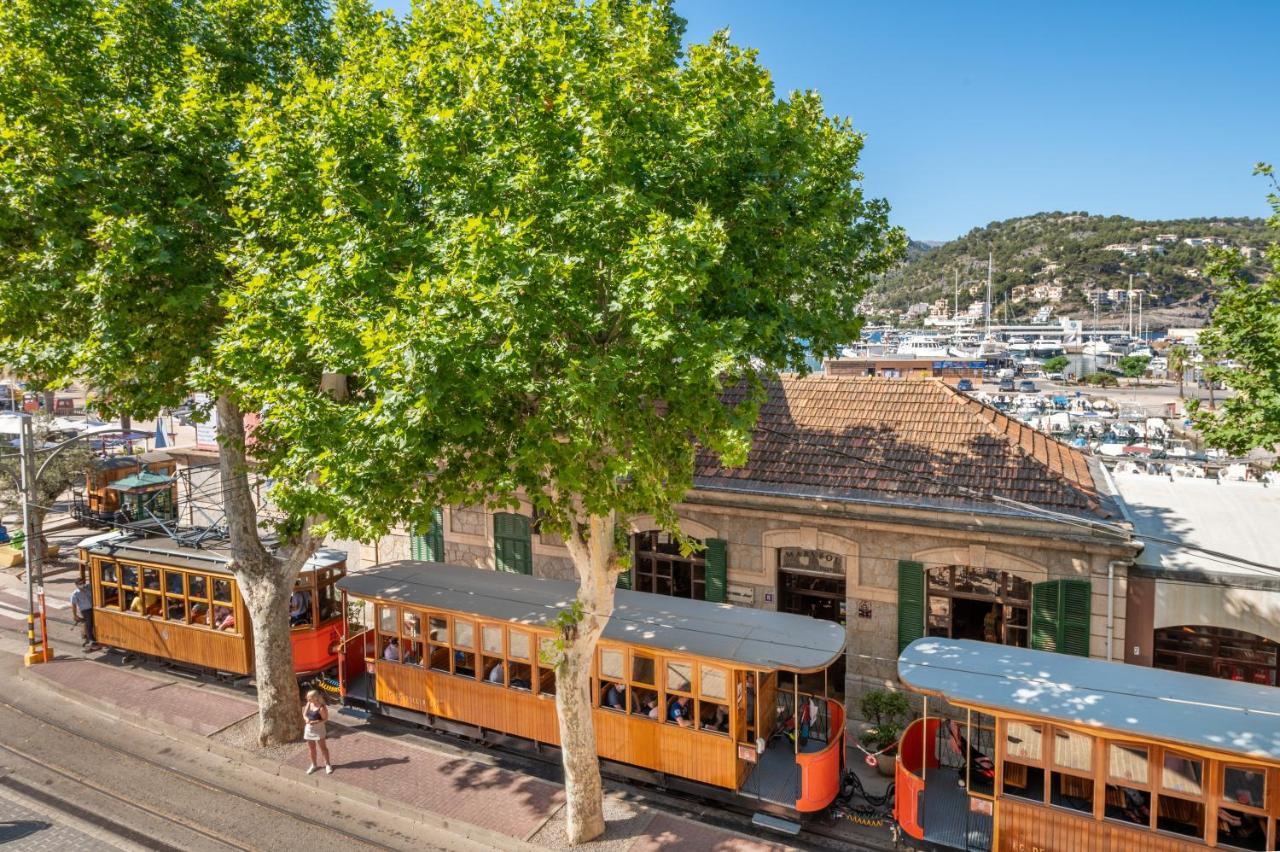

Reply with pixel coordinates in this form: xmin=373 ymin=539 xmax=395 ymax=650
xmin=869 ymin=213 xmax=1272 ymax=326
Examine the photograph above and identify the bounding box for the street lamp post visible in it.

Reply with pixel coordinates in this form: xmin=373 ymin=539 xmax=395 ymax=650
xmin=14 ymin=414 xmax=121 ymax=665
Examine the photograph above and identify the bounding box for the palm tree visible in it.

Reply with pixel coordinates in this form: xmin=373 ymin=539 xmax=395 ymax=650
xmin=1167 ymin=344 xmax=1190 ymax=400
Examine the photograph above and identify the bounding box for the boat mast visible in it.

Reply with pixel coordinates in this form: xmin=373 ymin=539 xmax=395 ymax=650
xmin=953 ymin=269 xmax=960 ymax=347
xmin=985 ymin=251 xmax=993 ymax=341
xmin=1127 ymin=273 xmax=1134 ymax=338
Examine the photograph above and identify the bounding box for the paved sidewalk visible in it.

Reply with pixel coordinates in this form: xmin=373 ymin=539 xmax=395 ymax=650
xmin=22 ymin=655 xmax=799 ymax=851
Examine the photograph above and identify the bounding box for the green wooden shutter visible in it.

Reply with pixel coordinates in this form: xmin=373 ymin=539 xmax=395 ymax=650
xmin=1031 ymin=580 xmax=1061 ymax=652
xmin=704 ymin=538 xmax=727 ymax=603
xmin=897 ymin=560 xmax=925 ymax=654
xmin=616 ymin=563 xmax=632 ymax=590
xmin=1060 ymin=580 xmax=1092 ymax=657
xmin=494 ymin=512 xmax=532 ymax=575
xmin=1032 ymin=579 xmax=1092 ymax=656
xmin=410 ymin=532 xmax=428 ymax=561
xmin=427 ymin=506 xmax=444 ymax=562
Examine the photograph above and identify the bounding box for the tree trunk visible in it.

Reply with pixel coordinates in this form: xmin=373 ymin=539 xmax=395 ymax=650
xmin=215 ymin=394 xmax=312 ymax=746
xmin=556 ymin=512 xmax=619 ymax=845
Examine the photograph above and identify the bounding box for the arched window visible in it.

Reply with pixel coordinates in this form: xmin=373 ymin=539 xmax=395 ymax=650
xmin=1154 ymin=626 xmax=1278 ymax=686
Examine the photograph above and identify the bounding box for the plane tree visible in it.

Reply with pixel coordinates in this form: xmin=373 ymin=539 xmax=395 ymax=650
xmin=220 ymin=0 xmax=903 ymax=842
xmin=0 ymin=0 xmax=344 ymax=744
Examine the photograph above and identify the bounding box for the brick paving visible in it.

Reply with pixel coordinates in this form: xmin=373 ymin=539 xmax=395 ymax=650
xmin=285 ymin=726 xmax=565 ymax=839
xmin=32 ymin=658 xmax=256 ymax=736
xmin=0 ymin=794 xmax=119 ymax=851
xmin=628 ymin=813 xmax=791 ymax=852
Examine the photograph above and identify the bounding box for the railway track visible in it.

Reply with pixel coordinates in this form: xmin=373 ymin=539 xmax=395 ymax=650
xmin=0 ymin=697 xmax=412 ymax=852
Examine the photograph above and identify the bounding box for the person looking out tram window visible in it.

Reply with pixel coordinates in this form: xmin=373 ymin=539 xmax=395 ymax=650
xmin=214 ymin=605 xmax=235 ymax=631
xmin=289 ymin=589 xmax=311 ymax=626
xmin=667 ymin=695 xmax=692 ymax=727
xmin=487 ymin=661 xmax=505 ymax=684
xmin=383 ymin=637 xmax=400 ymax=662
xmin=602 ymin=682 xmax=626 ymax=711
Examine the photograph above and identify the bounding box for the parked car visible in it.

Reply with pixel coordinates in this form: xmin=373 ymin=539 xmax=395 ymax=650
xmin=998 ymin=378 xmax=1015 ymax=392
xmin=1018 ymin=380 xmax=1037 ymax=393
xmin=1046 ymin=372 xmax=1064 ymax=381
xmin=956 ymin=378 xmax=974 ymax=392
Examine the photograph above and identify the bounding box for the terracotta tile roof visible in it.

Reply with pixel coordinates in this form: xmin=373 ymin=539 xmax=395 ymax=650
xmin=694 ymin=376 xmax=1111 ymax=519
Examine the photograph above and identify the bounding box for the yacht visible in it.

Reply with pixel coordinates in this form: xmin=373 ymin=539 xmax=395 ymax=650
xmin=894 ymin=335 xmax=952 ymax=358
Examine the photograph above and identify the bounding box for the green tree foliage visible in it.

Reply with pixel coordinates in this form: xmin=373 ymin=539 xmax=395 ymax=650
xmin=1118 ymin=355 xmax=1151 ymax=385
xmin=1042 ymin=355 xmax=1070 ymax=374
xmin=219 ymin=0 xmax=903 ymax=839
xmin=0 ymin=0 xmax=336 ymax=745
xmin=1166 ymin=344 xmax=1191 ymax=399
xmin=1191 ymin=165 xmax=1280 ymax=461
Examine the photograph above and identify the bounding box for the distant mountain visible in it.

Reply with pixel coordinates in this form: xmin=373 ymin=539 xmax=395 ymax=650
xmin=869 ymin=212 xmax=1271 ymax=323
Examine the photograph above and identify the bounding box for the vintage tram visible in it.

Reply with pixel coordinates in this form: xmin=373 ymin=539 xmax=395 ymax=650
xmin=337 ymin=560 xmax=848 ymax=819
xmin=73 ymin=452 xmax=180 ymax=527
xmin=81 ymin=533 xmax=347 ymax=677
xmin=894 ymin=638 xmax=1280 ymax=851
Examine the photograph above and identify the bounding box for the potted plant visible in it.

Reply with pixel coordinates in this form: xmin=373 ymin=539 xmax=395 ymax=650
xmin=859 ymin=689 xmax=912 ymax=776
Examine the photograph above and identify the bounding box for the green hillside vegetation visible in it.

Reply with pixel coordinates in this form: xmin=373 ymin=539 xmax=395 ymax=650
xmin=871 ymin=213 xmax=1271 ymax=321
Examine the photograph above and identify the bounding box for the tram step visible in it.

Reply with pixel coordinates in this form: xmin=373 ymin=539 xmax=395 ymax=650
xmin=751 ymin=813 xmax=801 ymax=836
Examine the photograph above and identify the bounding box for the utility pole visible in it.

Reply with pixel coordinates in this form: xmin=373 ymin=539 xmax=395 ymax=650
xmin=17 ymin=414 xmax=46 ymax=665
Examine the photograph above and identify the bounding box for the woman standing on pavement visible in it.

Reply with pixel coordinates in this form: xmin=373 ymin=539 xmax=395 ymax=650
xmin=302 ymin=689 xmax=333 ymax=775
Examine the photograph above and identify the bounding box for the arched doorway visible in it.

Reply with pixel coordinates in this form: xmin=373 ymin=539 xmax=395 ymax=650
xmin=926 ymin=565 xmax=1032 ymax=648
xmin=1154 ymin=626 xmax=1278 ymax=685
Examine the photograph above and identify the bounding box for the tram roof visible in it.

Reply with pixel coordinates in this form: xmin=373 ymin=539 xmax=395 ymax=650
xmin=340 ymin=561 xmax=847 ymax=672
xmin=84 ymin=534 xmax=347 ymax=576
xmin=899 ymin=639 xmax=1280 ymax=761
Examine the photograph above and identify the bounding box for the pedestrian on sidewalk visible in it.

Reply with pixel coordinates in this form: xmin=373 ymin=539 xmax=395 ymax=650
xmin=70 ymin=578 xmax=100 ymax=650
xmin=302 ymin=689 xmax=333 ymax=775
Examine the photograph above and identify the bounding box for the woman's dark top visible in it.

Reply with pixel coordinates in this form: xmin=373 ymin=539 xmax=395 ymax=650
xmin=305 ymin=706 xmax=322 ymax=722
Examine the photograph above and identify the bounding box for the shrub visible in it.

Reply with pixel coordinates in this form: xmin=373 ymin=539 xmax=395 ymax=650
xmin=859 ymin=689 xmax=912 ymax=752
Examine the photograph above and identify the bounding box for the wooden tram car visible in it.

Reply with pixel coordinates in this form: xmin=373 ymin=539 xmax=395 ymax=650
xmin=337 ymin=560 xmax=848 ymax=819
xmin=894 ymin=638 xmax=1280 ymax=852
xmin=73 ymin=452 xmax=179 ymax=527
xmin=81 ymin=533 xmax=347 ymax=677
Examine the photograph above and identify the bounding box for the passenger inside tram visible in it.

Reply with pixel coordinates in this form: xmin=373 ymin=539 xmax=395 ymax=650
xmin=383 ymin=637 xmax=400 ymax=661
xmin=213 ymin=605 xmax=235 ymax=631
xmin=631 ymin=688 xmax=658 ymax=718
xmin=602 ymin=682 xmax=626 ymax=711
xmin=289 ymin=589 xmax=312 ymax=626
xmin=666 ymin=695 xmax=692 ymax=727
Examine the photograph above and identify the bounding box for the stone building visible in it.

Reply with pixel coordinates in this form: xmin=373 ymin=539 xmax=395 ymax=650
xmin=361 ymin=376 xmax=1139 ymax=722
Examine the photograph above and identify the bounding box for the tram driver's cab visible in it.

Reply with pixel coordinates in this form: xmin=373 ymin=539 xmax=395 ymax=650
xmin=289 ymin=549 xmax=347 ymax=675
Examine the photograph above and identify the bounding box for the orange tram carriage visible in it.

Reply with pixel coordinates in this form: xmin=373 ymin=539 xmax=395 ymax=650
xmin=81 ymin=533 xmax=348 ymax=678
xmin=336 ymin=560 xmax=849 ymax=820
xmin=893 ymin=638 xmax=1280 ymax=852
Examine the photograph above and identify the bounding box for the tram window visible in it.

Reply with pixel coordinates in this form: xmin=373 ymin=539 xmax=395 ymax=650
xmin=1109 ymin=744 xmax=1150 ymax=785
xmin=122 ymin=565 xmax=139 ymax=588
xmin=212 ymin=578 xmax=233 ymax=604
xmin=600 ymin=680 xmax=626 ymax=712
xmin=482 ymin=625 xmax=503 ymax=657
xmin=508 ymin=662 xmax=532 ymax=691
xmin=1162 ymin=752 xmax=1203 ymax=796
xmin=189 ymin=601 xmax=209 ymax=625
xmin=142 ymin=568 xmax=160 ymax=591
xmin=165 ymin=595 xmax=187 ymax=622
xmin=665 ymin=660 xmax=692 ymax=694
xmin=428 ymin=616 xmax=448 ymax=643
xmin=483 ymin=656 xmax=505 ymax=685
xmin=454 ymin=619 xmax=474 ymax=650
xmin=1002 ymin=762 xmax=1045 ymax=803
xmin=1218 ymin=807 xmax=1269 ymax=851
xmin=454 ymin=650 xmax=477 ymax=679
xmin=699 ymin=665 xmax=726 ymax=702
xmin=402 ymin=611 xmax=422 ymax=639
xmin=508 ymin=630 xmax=531 ymax=661
xmin=1053 ymin=729 xmax=1093 ymax=773
xmin=1156 ymin=796 xmax=1204 ymax=839
xmin=538 ymin=637 xmax=557 ymax=696
xmin=378 ymin=606 xmax=397 ymax=634
xmin=402 ymin=640 xmax=423 ymax=666
xmin=165 ymin=571 xmax=184 ymax=596
xmin=318 ymin=584 xmax=341 ymax=621
xmin=1223 ymin=766 xmax=1266 ymax=810
xmin=1050 ymin=771 xmax=1094 ymax=812
xmin=101 ymin=563 xmax=118 ymax=584
xmin=100 ymin=581 xmax=120 ymax=609
xmin=1005 ymin=721 xmax=1043 ymax=761
xmin=1105 ymin=785 xmax=1152 ymax=826
xmin=632 ymin=653 xmax=655 ymax=686
xmin=188 ymin=575 xmax=207 ymax=599
xmin=699 ymin=701 xmax=729 ymax=734
xmin=428 ymin=643 xmax=450 ymax=672
xmin=599 ymin=648 xmax=625 ymax=682
xmin=631 ymin=687 xmax=659 ymax=719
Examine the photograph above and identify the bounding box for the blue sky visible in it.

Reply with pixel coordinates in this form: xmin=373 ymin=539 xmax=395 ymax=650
xmin=381 ymin=1 xmax=1278 ymax=241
